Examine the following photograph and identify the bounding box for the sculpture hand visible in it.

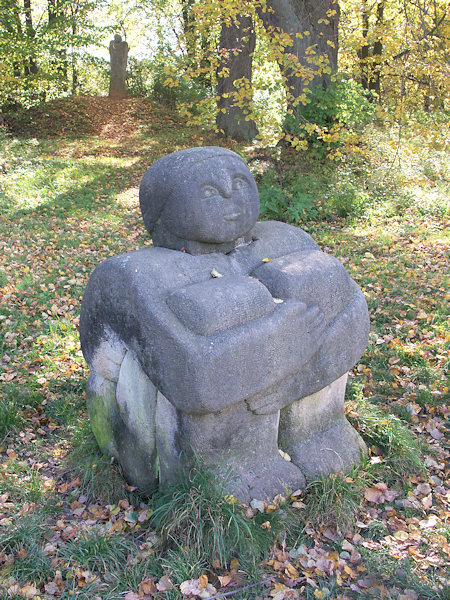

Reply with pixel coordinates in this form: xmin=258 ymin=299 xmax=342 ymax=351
xmin=299 ymin=304 xmax=327 ymax=361
xmin=246 ymin=304 xmax=327 ymax=415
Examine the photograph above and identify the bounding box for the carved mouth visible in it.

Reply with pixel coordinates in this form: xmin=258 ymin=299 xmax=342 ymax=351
xmin=224 ymin=212 xmax=241 ymax=221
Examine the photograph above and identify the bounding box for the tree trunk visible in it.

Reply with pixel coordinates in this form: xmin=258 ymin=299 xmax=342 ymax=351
xmin=216 ymin=14 xmax=258 ymax=141
xmin=23 ymin=0 xmax=38 ymax=75
xmin=369 ymin=0 xmax=384 ymax=99
xmin=260 ymin=0 xmax=340 ymax=114
xmin=357 ymin=0 xmax=370 ymax=91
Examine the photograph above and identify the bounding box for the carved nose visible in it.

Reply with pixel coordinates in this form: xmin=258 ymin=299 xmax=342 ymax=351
xmin=216 ymin=170 xmax=233 ymax=198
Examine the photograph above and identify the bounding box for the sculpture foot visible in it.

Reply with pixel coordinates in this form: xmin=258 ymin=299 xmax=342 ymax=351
xmin=279 ymin=374 xmax=367 ymax=481
xmin=218 ymin=451 xmax=306 ymax=504
xmin=167 ymin=401 xmax=306 ymax=504
xmin=283 ymin=419 xmax=366 ymax=480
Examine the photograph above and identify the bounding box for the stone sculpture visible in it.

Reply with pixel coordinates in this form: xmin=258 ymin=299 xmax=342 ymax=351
xmin=80 ymin=146 xmax=370 ymax=502
xmin=108 ymin=34 xmax=128 ymax=99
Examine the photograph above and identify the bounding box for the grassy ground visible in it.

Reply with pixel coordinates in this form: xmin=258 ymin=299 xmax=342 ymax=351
xmin=0 ymin=97 xmax=448 ymax=600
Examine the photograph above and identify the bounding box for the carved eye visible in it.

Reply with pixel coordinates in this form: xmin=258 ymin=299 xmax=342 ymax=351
xmin=233 ymin=176 xmax=247 ymax=190
xmin=202 ymin=185 xmax=218 ymax=198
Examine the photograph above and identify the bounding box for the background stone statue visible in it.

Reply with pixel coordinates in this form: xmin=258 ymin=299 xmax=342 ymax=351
xmin=108 ymin=34 xmax=128 ymax=99
xmin=80 ymin=147 xmax=370 ymax=502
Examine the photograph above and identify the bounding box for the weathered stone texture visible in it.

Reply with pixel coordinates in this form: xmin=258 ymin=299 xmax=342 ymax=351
xmin=80 ymin=146 xmax=369 ymax=502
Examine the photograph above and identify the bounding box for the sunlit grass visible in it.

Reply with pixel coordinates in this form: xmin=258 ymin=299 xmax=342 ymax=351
xmin=0 ymin=111 xmax=448 ymax=599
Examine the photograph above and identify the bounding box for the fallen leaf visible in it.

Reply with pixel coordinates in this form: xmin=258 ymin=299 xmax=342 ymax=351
xmin=44 ymin=582 xmax=59 ymax=596
xmin=138 ymin=577 xmax=157 ymax=597
xmin=218 ymin=575 xmax=232 ymax=587
xmin=20 ymin=584 xmax=38 ymax=598
xmin=180 ymin=578 xmax=217 ymax=598
xmin=422 ymin=494 xmax=433 ymax=509
xmin=157 ymin=576 xmax=174 ymax=591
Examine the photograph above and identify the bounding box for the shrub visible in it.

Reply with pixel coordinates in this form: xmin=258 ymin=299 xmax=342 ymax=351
xmin=284 ymin=77 xmax=377 ymax=145
xmin=150 ymin=62 xmax=210 ymax=111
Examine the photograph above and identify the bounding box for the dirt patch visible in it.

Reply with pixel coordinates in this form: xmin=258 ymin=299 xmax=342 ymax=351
xmin=3 ymin=96 xmax=184 ymax=139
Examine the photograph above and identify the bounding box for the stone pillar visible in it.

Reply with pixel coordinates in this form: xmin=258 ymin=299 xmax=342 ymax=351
xmin=108 ymin=34 xmax=128 ymax=99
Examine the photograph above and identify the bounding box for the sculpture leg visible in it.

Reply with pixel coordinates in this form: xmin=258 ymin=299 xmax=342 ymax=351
xmin=278 ymin=374 xmax=367 ymax=480
xmin=86 ymin=342 xmax=158 ymax=493
xmin=156 ymin=399 xmax=306 ymax=503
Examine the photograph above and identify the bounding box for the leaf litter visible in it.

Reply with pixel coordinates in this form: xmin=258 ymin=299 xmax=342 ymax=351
xmin=0 ymin=100 xmax=448 ymax=599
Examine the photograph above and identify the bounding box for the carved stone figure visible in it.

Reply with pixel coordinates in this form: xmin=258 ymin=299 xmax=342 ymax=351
xmin=80 ymin=147 xmax=370 ymax=502
xmin=109 ymin=34 xmax=128 ymax=99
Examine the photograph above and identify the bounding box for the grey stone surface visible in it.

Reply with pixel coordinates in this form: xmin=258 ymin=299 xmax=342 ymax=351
xmin=139 ymin=147 xmax=259 ymax=253
xmin=80 ymin=146 xmax=370 ymax=502
xmin=116 ymin=350 xmax=157 ymax=455
xmin=166 ymin=274 xmax=275 ymax=336
xmin=279 ymin=374 xmax=367 ymax=479
xmin=109 ymin=34 xmax=128 ymax=99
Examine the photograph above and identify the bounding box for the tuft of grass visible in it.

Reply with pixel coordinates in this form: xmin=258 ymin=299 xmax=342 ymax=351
xmin=59 ymin=526 xmax=134 ymax=573
xmin=161 ymin=546 xmax=209 ymax=590
xmin=0 ymin=513 xmax=53 ymax=580
xmin=0 ymin=398 xmax=22 ymax=440
xmin=304 ymin=464 xmax=370 ymax=534
xmin=150 ymin=460 xmax=282 ymax=572
xmin=346 ymin=387 xmax=425 ymax=481
xmin=67 ymin=418 xmax=140 ymax=505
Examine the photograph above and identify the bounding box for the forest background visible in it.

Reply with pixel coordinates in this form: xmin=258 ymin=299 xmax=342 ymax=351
xmin=0 ymin=0 xmax=449 ymax=599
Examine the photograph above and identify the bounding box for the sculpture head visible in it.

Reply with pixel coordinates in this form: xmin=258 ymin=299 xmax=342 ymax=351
xmin=139 ymin=147 xmax=260 ymax=254
xmin=114 ymin=34 xmax=122 ymax=42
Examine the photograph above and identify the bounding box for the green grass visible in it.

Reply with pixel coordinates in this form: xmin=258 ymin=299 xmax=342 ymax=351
xmin=360 ymin=546 xmax=449 ymax=599
xmin=303 ymin=465 xmax=371 ymax=533
xmin=66 ymin=418 xmax=141 ymax=505
xmin=59 ymin=527 xmax=134 ymax=573
xmin=346 ymin=385 xmax=426 ymax=481
xmin=0 ymin=513 xmax=53 ymax=581
xmin=0 ymin=398 xmax=22 ymax=440
xmin=0 ymin=104 xmax=448 ymax=599
xmin=150 ymin=460 xmax=282 ymax=571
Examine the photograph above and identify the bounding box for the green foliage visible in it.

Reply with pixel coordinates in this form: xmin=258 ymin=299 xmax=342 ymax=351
xmin=0 ymin=0 xmax=103 ymax=109
xmin=150 ymin=61 xmax=210 ymax=111
xmin=258 ymin=169 xmax=319 ymax=224
xmin=126 ymin=57 xmax=152 ymax=97
xmin=284 ymin=78 xmax=377 ymax=146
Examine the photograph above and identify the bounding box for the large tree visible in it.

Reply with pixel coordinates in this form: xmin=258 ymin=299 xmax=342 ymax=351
xmin=216 ymin=13 xmax=258 ymax=141
xmin=260 ymin=0 xmax=340 ymax=115
xmin=213 ymin=0 xmax=340 ymax=139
